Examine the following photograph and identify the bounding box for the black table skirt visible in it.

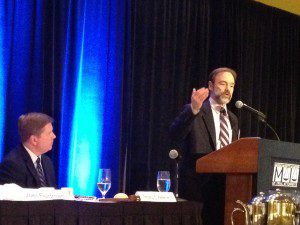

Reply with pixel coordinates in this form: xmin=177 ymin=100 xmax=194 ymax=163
xmin=0 ymin=200 xmax=202 ymax=225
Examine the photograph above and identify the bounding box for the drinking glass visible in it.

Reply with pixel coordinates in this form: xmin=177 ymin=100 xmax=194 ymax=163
xmin=97 ymin=169 xmax=111 ymax=199
xmin=157 ymin=171 xmax=171 ymax=192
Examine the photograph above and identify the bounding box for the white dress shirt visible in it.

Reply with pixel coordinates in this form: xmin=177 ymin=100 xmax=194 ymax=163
xmin=209 ymin=98 xmax=232 ymax=150
xmin=23 ymin=145 xmax=44 ymax=172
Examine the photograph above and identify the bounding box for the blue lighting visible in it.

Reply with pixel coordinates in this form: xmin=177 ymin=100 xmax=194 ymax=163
xmin=58 ymin=0 xmax=125 ymax=196
xmin=1 ymin=1 xmax=43 ymax=153
xmin=0 ymin=0 xmax=6 ymax=160
xmin=0 ymin=1 xmax=44 ymax=158
xmin=0 ymin=0 xmax=125 ymax=197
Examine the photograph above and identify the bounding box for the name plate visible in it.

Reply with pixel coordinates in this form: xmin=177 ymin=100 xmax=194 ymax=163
xmin=0 ymin=184 xmax=75 ymax=201
xmin=135 ymin=191 xmax=176 ymax=202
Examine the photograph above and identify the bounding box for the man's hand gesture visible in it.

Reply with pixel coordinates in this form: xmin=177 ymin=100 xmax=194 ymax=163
xmin=191 ymin=88 xmax=209 ymax=113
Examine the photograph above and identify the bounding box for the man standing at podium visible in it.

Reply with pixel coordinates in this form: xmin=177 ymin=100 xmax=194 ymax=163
xmin=170 ymin=67 xmax=239 ymax=225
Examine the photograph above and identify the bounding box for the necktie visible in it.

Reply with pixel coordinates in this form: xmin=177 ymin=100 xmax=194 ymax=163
xmin=36 ymin=157 xmax=47 ymax=187
xmin=219 ymin=107 xmax=230 ymax=148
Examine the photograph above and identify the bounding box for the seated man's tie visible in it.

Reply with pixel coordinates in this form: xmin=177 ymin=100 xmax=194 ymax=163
xmin=36 ymin=157 xmax=47 ymax=187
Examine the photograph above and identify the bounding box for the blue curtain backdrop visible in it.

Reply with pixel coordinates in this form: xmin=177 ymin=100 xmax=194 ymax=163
xmin=0 ymin=0 xmax=44 ymax=155
xmin=0 ymin=0 xmax=128 ymax=197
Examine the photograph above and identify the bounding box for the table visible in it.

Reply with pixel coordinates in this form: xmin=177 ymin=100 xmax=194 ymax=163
xmin=0 ymin=200 xmax=202 ymax=225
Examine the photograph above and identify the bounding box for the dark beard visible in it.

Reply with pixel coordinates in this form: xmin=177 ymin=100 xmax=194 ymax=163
xmin=218 ymin=92 xmax=231 ymax=104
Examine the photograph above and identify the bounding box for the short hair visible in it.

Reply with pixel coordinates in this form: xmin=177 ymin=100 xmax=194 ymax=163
xmin=208 ymin=67 xmax=237 ymax=82
xmin=18 ymin=112 xmax=54 ymax=143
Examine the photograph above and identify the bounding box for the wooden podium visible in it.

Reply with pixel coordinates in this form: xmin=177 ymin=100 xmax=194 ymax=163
xmin=196 ymin=137 xmax=259 ymax=225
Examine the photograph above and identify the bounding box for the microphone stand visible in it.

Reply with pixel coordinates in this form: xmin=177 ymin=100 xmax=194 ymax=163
xmin=258 ymin=117 xmax=280 ymax=141
xmin=174 ymin=160 xmax=179 ymax=198
xmin=170 ymin=155 xmax=186 ymax=201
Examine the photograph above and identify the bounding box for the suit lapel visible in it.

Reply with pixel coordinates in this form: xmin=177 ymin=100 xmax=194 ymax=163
xmin=41 ymin=157 xmax=51 ymax=186
xmin=19 ymin=146 xmax=41 ymax=186
xmin=201 ymin=100 xmax=217 ymax=149
xmin=228 ymin=111 xmax=238 ymax=141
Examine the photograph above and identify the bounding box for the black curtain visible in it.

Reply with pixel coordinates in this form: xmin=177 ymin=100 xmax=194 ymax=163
xmin=123 ymin=0 xmax=300 ymax=194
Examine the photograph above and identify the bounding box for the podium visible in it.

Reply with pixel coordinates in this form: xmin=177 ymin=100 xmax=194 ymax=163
xmin=196 ymin=138 xmax=259 ymax=225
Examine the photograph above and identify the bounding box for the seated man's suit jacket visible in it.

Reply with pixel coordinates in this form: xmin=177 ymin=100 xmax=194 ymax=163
xmin=0 ymin=145 xmax=56 ymax=188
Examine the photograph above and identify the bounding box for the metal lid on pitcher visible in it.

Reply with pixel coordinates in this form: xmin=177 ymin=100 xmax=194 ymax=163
xmin=250 ymin=192 xmax=267 ymax=205
xmin=267 ymin=189 xmax=294 ymax=204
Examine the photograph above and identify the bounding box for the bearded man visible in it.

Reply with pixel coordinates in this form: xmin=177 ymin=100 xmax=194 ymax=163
xmin=169 ymin=67 xmax=239 ymax=225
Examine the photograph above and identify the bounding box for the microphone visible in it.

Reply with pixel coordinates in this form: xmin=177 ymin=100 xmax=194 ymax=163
xmin=235 ymin=100 xmax=267 ymax=121
xmin=169 ymin=149 xmax=181 ymax=160
xmin=235 ymin=100 xmax=280 ymax=141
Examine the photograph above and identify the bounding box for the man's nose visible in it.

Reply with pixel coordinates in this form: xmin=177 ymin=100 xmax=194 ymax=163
xmin=225 ymin=84 xmax=232 ymax=91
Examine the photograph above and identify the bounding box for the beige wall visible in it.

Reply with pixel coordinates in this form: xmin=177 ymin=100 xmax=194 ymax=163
xmin=255 ymin=0 xmax=300 ymax=16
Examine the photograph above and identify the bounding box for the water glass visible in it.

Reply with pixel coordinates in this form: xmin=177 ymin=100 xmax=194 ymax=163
xmin=157 ymin=171 xmax=171 ymax=192
xmin=97 ymin=168 xmax=111 ymax=198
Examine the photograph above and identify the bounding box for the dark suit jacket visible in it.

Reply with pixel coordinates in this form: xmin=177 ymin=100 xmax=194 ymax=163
xmin=170 ymin=99 xmax=239 ymax=225
xmin=0 ymin=145 xmax=56 ymax=188
xmin=170 ymin=99 xmax=239 ymax=155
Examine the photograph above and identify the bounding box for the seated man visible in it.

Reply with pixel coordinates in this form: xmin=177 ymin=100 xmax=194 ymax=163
xmin=0 ymin=112 xmax=57 ymax=188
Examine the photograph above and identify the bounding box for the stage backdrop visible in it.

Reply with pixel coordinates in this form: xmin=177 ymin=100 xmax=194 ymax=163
xmin=0 ymin=0 xmax=129 ymax=197
xmin=122 ymin=0 xmax=300 ymax=194
xmin=0 ymin=0 xmax=299 ymax=197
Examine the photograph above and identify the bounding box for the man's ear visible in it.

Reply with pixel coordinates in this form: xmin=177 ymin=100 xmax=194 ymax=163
xmin=208 ymin=81 xmax=213 ymax=91
xmin=29 ymin=135 xmax=38 ymax=146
